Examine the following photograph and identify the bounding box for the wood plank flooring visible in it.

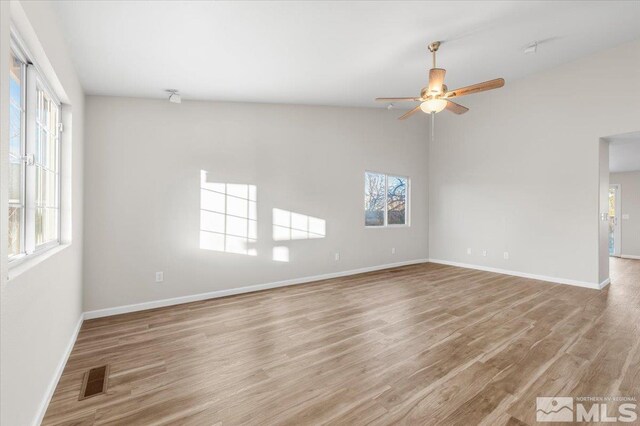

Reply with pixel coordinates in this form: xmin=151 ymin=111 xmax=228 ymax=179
xmin=42 ymin=259 xmax=640 ymax=425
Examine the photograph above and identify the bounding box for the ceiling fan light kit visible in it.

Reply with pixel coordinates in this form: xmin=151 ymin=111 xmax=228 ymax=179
xmin=376 ymin=41 xmax=505 ymax=120
xmin=421 ymin=98 xmax=447 ymax=114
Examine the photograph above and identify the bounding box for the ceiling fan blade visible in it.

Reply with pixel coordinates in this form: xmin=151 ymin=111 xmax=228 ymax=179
xmin=428 ymin=68 xmax=446 ymax=94
xmin=444 ymin=78 xmax=505 ymax=99
xmin=445 ymin=100 xmax=469 ymax=114
xmin=398 ymin=105 xmax=421 ymax=120
xmin=376 ymin=97 xmax=420 ymax=102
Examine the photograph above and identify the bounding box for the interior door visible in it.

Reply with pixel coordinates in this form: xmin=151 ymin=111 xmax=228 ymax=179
xmin=608 ymin=184 xmax=621 ymax=256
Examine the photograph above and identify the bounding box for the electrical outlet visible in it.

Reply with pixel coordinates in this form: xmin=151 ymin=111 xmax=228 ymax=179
xmin=155 ymin=271 xmax=164 ymax=283
xmin=334 ymin=253 xmax=340 ymax=261
xmin=503 ymin=252 xmax=509 ymax=260
xmin=391 ymin=247 xmax=396 ymax=254
xmin=482 ymin=250 xmax=487 ymax=257
xmin=467 ymin=248 xmax=472 ymax=255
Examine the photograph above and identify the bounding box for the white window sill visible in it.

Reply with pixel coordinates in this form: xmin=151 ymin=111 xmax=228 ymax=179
xmin=365 ymin=225 xmax=411 ymax=229
xmin=7 ymin=243 xmax=71 ymax=281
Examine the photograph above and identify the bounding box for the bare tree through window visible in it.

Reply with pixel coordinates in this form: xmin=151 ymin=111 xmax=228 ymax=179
xmin=365 ymin=172 xmax=409 ymax=227
xmin=365 ymin=172 xmax=386 ymax=226
xmin=387 ymin=176 xmax=407 ymax=225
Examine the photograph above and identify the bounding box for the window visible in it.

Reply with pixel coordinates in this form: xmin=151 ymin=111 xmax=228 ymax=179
xmin=8 ymin=39 xmax=62 ymax=262
xmin=33 ymin=84 xmax=61 ymax=246
xmin=364 ymin=172 xmax=409 ymax=227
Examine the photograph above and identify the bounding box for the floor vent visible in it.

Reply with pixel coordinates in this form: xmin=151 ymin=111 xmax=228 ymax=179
xmin=79 ymin=365 xmax=109 ymax=400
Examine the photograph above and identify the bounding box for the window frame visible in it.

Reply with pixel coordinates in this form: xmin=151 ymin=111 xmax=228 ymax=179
xmin=364 ymin=170 xmax=410 ymax=228
xmin=8 ymin=30 xmax=63 ymax=266
xmin=8 ymin=39 xmax=27 ymax=260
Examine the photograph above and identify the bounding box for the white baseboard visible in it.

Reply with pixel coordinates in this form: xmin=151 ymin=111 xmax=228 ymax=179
xmin=621 ymin=254 xmax=640 ymax=260
xmin=84 ymin=259 xmax=429 ymax=320
xmin=428 ymin=258 xmax=603 ymax=290
xmin=33 ymin=313 xmax=84 ymax=426
xmin=599 ymin=278 xmax=611 ymax=289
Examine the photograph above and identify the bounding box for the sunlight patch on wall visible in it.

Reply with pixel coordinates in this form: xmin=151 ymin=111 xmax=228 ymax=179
xmin=272 ymin=246 xmax=289 ymax=262
xmin=200 ymin=170 xmax=257 ymax=255
xmin=272 ymin=208 xmax=326 ymax=241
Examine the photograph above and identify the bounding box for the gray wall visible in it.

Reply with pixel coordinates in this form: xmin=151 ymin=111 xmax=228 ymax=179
xmin=0 ymin=1 xmax=85 ymax=425
xmin=428 ymin=40 xmax=640 ymax=286
xmin=610 ymin=171 xmax=640 ymax=258
xmin=83 ymin=97 xmax=429 ymax=312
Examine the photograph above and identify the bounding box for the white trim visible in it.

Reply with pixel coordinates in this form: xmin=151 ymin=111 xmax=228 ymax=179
xmin=428 ymin=258 xmax=603 ymax=290
xmin=33 ymin=314 xmax=84 ymax=426
xmin=7 ymin=243 xmax=70 ymax=281
xmin=9 ymin=25 xmax=61 ymax=105
xmin=84 ymin=259 xmax=429 ymax=320
xmin=599 ymin=278 xmax=611 ymax=289
xmin=621 ymin=254 xmax=640 ymax=260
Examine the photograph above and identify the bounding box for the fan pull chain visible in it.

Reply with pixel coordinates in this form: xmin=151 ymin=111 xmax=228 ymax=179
xmin=431 ymin=112 xmax=435 ymax=142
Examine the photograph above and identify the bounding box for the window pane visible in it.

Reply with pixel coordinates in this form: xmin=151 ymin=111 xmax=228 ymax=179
xmin=35 ymin=166 xmax=58 ymax=207
xmin=9 ymin=104 xmax=22 ymax=155
xmin=10 ymin=53 xmax=22 ymax=106
xmin=9 ymin=51 xmax=25 ymax=257
xmin=33 ymin=86 xmax=61 ymax=248
xmin=35 ymin=207 xmax=58 ymax=246
xmin=387 ymin=176 xmax=407 ymax=225
xmin=365 ymin=172 xmax=385 ymax=226
xmin=8 ymin=157 xmax=22 ymax=203
xmin=8 ymin=207 xmax=22 ymax=256
xmin=35 ymin=92 xmax=59 ymax=172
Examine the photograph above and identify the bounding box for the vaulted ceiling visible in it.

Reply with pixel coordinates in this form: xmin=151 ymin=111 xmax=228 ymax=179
xmin=53 ymin=1 xmax=640 ymax=108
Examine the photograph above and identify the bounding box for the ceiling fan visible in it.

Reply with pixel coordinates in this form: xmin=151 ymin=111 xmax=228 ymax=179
xmin=376 ymin=41 xmax=505 ymax=120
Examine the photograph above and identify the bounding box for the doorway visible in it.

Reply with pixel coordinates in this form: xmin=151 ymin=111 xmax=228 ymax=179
xmin=608 ymin=184 xmax=620 ymax=257
xmin=599 ymin=131 xmax=640 ymax=287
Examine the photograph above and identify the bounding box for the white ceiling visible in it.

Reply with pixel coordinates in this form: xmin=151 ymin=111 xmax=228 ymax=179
xmin=52 ymin=1 xmax=640 ymax=108
xmin=609 ymin=132 xmax=640 ymax=173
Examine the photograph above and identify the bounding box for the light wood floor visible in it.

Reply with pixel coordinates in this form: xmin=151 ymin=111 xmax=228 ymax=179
xmin=43 ymin=259 xmax=640 ymax=425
